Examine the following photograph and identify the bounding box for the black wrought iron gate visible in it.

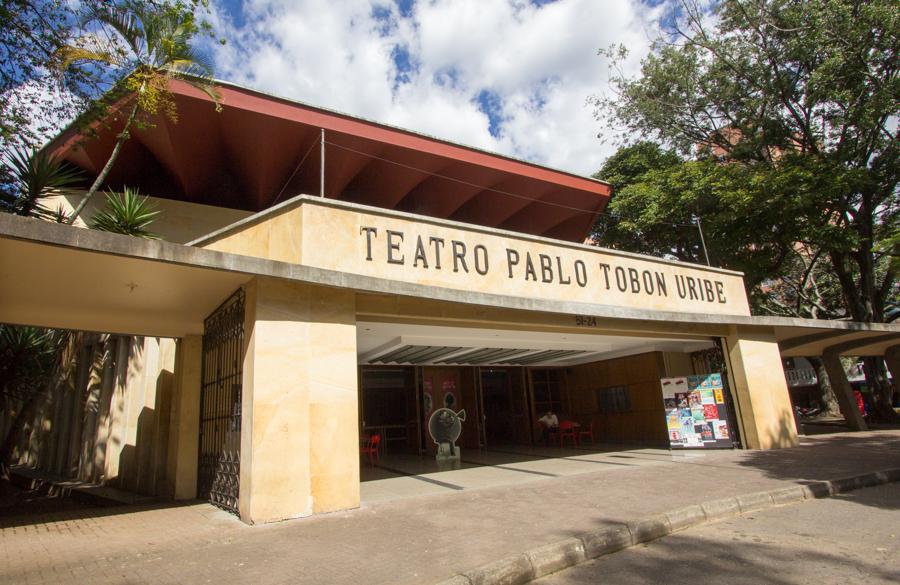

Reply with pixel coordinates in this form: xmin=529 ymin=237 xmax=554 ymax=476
xmin=198 ymin=289 xmax=245 ymax=514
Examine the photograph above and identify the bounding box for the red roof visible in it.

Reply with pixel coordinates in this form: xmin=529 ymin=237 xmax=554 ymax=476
xmin=46 ymin=79 xmax=610 ymax=242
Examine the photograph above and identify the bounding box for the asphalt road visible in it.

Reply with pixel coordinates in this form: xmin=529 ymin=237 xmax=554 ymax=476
xmin=534 ymin=483 xmax=900 ymax=585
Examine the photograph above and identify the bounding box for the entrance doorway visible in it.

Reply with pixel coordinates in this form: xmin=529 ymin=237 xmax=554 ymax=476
xmin=481 ymin=369 xmax=513 ymax=445
xmin=359 ymin=368 xmax=418 ymax=454
xmin=479 ymin=368 xmax=531 ymax=447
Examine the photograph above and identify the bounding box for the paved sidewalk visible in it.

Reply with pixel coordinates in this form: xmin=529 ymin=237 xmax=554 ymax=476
xmin=2 ymin=431 xmax=899 ymax=585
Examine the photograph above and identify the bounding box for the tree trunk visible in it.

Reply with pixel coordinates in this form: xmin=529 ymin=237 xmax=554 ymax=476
xmin=862 ymin=356 xmax=898 ymax=422
xmin=808 ymin=356 xmax=840 ymax=416
xmin=65 ymin=98 xmax=141 ymax=225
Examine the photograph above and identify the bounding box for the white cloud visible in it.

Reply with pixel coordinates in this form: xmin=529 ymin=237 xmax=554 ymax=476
xmin=208 ymin=0 xmax=667 ymax=176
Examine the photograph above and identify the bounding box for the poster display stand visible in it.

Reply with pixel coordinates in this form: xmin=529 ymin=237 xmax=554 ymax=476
xmin=660 ymin=373 xmax=734 ymax=449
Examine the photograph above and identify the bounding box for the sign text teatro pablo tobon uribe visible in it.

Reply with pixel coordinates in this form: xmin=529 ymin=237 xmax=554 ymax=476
xmin=298 ymin=201 xmax=750 ymax=318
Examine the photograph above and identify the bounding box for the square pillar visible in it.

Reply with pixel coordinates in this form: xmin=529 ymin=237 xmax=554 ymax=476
xmin=724 ymin=327 xmax=799 ymax=449
xmin=167 ymin=335 xmax=203 ymax=499
xmin=239 ymin=277 xmax=359 ymax=524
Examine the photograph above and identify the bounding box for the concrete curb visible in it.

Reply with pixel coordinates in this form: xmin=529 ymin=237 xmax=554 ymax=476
xmin=434 ymin=467 xmax=900 ymax=585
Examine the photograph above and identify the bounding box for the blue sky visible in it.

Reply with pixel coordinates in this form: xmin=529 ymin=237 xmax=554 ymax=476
xmin=205 ymin=0 xmax=673 ymax=175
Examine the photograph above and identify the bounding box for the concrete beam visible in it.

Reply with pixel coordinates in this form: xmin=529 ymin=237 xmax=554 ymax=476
xmin=778 ymin=331 xmax=856 ymax=353
xmin=820 ymin=333 xmax=900 ymax=357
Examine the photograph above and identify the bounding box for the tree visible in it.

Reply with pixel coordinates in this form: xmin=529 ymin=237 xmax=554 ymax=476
xmin=593 ymin=143 xmax=832 ymax=302
xmin=0 ymin=146 xmax=82 ymax=218
xmin=58 ymin=0 xmax=219 ymax=224
xmin=0 ymin=0 xmax=97 ymax=150
xmin=592 ymin=0 xmax=899 ymax=418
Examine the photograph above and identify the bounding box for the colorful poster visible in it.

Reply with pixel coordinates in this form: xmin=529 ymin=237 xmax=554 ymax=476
xmin=661 ymin=377 xmax=688 ymax=397
xmin=442 ymin=380 xmax=458 ymax=409
xmin=667 ymin=409 xmax=681 ymax=430
xmin=662 ymin=373 xmax=733 ymax=450
xmin=691 ymin=406 xmax=705 ymax=422
xmin=685 ymin=434 xmax=703 ymax=447
xmin=713 ymin=420 xmax=730 ymax=440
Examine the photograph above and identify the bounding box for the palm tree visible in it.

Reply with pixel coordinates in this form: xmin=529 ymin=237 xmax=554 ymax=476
xmin=0 ymin=147 xmax=82 ymax=219
xmin=58 ymin=1 xmax=220 ymax=224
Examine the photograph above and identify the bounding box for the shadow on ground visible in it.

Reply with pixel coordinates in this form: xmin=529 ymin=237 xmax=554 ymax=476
xmin=0 ymin=477 xmax=198 ymax=528
xmin=735 ymin=425 xmax=900 ymax=510
xmin=548 ymin=531 xmax=898 ymax=585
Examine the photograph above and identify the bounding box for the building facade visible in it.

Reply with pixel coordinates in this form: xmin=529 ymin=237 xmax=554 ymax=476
xmin=1 ymin=80 xmax=898 ymax=525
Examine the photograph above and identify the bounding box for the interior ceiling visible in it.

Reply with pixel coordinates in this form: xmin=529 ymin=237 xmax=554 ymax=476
xmin=357 ymin=322 xmax=714 ymax=367
xmin=47 ymin=80 xmax=610 ymax=243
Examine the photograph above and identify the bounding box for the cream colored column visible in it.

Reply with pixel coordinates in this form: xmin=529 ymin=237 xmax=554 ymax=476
xmin=724 ymin=327 xmax=799 ymax=449
xmin=239 ymin=277 xmax=359 ymax=525
xmin=167 ymin=335 xmax=203 ymax=500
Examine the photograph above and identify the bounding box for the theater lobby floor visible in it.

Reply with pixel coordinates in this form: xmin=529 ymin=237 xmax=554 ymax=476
xmin=359 ymin=443 xmax=717 ymax=504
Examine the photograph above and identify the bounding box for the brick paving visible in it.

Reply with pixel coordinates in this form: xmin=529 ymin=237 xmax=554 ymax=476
xmin=1 ymin=430 xmax=899 ymax=585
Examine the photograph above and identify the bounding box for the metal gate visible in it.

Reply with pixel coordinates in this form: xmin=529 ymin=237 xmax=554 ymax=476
xmin=198 ymin=289 xmax=245 ymax=513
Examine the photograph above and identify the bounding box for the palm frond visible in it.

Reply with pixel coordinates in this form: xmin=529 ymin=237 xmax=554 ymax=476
xmin=2 ymin=147 xmax=83 ymax=216
xmin=55 ymin=44 xmax=118 ymax=70
xmin=88 ymin=4 xmax=143 ymax=58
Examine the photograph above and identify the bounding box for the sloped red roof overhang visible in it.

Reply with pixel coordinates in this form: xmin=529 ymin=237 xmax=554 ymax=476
xmin=46 ymin=79 xmax=611 ymax=242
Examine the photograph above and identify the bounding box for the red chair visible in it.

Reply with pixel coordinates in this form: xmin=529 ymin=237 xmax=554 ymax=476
xmin=361 ymin=434 xmax=381 ymax=465
xmin=559 ymin=421 xmax=578 ymax=447
xmin=578 ymin=421 xmax=595 ymax=445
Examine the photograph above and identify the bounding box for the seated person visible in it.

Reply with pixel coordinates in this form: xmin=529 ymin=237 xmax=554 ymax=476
xmin=537 ymin=411 xmax=559 ymax=444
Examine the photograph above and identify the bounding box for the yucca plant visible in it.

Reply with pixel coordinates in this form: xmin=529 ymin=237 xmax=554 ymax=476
xmin=89 ymin=187 xmax=160 ymax=238
xmin=0 ymin=146 xmax=82 ymax=218
xmin=58 ymin=0 xmax=220 ymax=224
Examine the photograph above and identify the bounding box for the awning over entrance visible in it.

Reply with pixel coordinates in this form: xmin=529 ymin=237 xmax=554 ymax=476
xmin=0 ymin=216 xmax=249 ymax=337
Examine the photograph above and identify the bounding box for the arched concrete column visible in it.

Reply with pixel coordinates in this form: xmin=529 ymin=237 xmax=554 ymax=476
xmin=820 ymin=350 xmax=867 ymax=431
xmin=724 ymin=327 xmax=798 ymax=449
xmin=885 ymin=345 xmax=900 ymax=391
xmin=816 ymin=333 xmax=899 ymax=431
